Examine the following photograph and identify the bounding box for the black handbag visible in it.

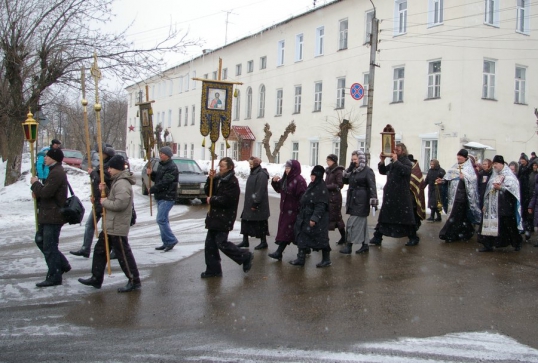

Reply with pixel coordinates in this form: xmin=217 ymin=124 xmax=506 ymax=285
xmin=61 ymin=182 xmax=85 ymax=225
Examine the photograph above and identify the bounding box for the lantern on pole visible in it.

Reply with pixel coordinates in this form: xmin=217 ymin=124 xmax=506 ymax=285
xmin=380 ymin=124 xmax=396 ymax=157
xmin=22 ymin=109 xmax=39 ymax=230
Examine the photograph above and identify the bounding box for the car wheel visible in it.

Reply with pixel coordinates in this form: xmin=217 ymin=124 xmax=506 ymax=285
xmin=142 ymin=182 xmax=148 ymax=195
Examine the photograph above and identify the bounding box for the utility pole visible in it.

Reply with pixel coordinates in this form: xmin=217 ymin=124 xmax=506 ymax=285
xmin=224 ymin=10 xmax=237 ymax=45
xmin=365 ymin=1 xmax=379 ymax=166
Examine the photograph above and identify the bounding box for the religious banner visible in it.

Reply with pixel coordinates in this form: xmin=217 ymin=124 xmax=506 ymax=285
xmin=200 ymin=80 xmax=234 ymax=144
xmin=135 ymin=85 xmax=155 ymax=160
xmin=380 ymin=124 xmax=396 ymax=157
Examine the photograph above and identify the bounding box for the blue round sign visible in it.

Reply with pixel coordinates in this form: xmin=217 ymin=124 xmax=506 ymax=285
xmin=350 ymin=83 xmax=364 ymax=101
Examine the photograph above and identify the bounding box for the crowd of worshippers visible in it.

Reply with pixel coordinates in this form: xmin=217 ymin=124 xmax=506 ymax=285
xmin=30 ymin=142 xmax=538 ymax=290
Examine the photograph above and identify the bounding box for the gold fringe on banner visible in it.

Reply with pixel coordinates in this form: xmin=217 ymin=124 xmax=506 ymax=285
xmin=202 ymin=138 xmax=206 ymax=147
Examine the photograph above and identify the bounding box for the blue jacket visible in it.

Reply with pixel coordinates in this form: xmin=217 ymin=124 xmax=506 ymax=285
xmin=36 ymin=147 xmax=50 ymax=180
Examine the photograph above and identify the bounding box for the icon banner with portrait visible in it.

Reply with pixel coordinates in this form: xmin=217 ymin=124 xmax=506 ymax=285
xmin=200 ymin=81 xmax=233 ymax=142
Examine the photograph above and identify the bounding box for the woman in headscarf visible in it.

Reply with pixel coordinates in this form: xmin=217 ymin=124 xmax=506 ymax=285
xmin=424 ymin=159 xmax=445 ymax=222
xmin=267 ymin=160 xmax=307 ymax=260
xmin=339 ymin=150 xmax=377 ymax=255
xmin=324 ymin=154 xmax=346 ymax=245
xmin=289 ymin=165 xmax=331 ymax=268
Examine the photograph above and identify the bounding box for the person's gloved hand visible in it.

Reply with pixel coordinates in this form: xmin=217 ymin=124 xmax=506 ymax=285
xmin=347 ymin=162 xmax=357 ymax=172
xmin=370 ymin=198 xmax=378 ymax=210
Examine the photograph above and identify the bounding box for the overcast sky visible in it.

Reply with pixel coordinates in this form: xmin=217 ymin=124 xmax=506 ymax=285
xmin=109 ymin=0 xmax=336 ymax=73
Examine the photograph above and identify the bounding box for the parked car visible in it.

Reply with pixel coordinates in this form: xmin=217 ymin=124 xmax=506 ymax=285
xmin=82 ymin=149 xmax=129 ymax=171
xmin=62 ymin=149 xmax=83 ymax=169
xmin=141 ymin=157 xmax=207 ymax=203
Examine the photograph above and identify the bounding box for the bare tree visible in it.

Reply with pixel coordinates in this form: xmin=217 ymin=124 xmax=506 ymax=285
xmin=262 ymin=121 xmax=296 ymax=163
xmin=0 ymin=0 xmax=201 ymax=185
xmin=320 ymin=107 xmax=364 ymax=167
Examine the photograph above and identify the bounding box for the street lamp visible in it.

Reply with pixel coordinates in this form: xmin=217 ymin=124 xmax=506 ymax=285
xmin=22 ymin=108 xmax=39 ymax=230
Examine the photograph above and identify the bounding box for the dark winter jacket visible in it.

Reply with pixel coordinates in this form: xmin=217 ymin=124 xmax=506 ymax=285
xmin=150 ymin=158 xmax=179 ymax=201
xmin=101 ymin=170 xmax=136 ymax=237
xmin=31 ymin=162 xmax=67 ymax=225
xmin=343 ymin=165 xmax=377 ymax=217
xmin=325 ymin=164 xmax=344 ymax=227
xmin=271 ymin=160 xmax=307 ymax=243
xmin=89 ymin=159 xmax=112 ymax=214
xmin=518 ymin=163 xmax=531 ymax=209
xmin=478 ymin=168 xmax=493 ymax=209
xmin=424 ymin=166 xmax=446 ymax=210
xmin=528 ymin=174 xmax=538 ymax=227
xmin=205 ymin=170 xmax=240 ymax=232
xmin=377 ymin=156 xmax=415 ymax=226
xmin=294 ymin=175 xmax=330 ymax=250
xmin=241 ymin=165 xmax=270 ymax=221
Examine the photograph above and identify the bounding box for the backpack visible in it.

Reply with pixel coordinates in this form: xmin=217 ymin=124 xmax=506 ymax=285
xmin=61 ymin=182 xmax=85 ymax=225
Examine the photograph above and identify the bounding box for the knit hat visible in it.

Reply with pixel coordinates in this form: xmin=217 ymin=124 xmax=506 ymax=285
xmin=327 ymin=154 xmax=338 ymax=164
xmin=311 ymin=165 xmax=325 ymax=178
xmin=159 ymin=146 xmax=173 ymax=158
xmin=108 ymin=155 xmax=125 ymax=170
xmin=285 ymin=160 xmax=293 ymax=168
xmin=51 ymin=139 xmax=61 ymax=146
xmin=408 ymin=154 xmax=416 ymax=162
xmin=457 ymin=149 xmax=468 ymax=158
xmin=46 ymin=148 xmax=64 ymax=163
xmin=520 ymin=153 xmax=529 ymax=162
xmin=492 ymin=155 xmax=505 ymax=165
xmin=103 ymin=147 xmax=115 ymax=158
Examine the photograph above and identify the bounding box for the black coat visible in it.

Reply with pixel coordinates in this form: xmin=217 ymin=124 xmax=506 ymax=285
xmin=478 ymin=169 xmax=493 ymax=209
xmin=31 ymin=163 xmax=67 ymax=225
xmin=294 ymin=176 xmax=330 ymax=250
xmin=150 ymin=158 xmax=179 ymax=201
xmin=241 ymin=165 xmax=270 ymax=221
xmin=518 ymin=164 xmax=531 ymax=208
xmin=204 ymin=170 xmax=240 ymax=232
xmin=89 ymin=163 xmax=112 ymax=214
xmin=325 ymin=165 xmax=344 ymax=226
xmin=343 ymin=166 xmax=377 ymax=217
xmin=424 ymin=166 xmax=446 ymax=210
xmin=529 ymin=174 xmax=538 ymax=227
xmin=377 ymin=156 xmax=415 ymax=226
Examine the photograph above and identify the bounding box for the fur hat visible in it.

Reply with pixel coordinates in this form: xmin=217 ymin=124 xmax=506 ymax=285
xmin=457 ymin=149 xmax=468 ymax=158
xmin=249 ymin=156 xmax=261 ymax=168
xmin=492 ymin=155 xmax=505 ymax=165
xmin=408 ymin=154 xmax=416 ymax=162
xmin=311 ymin=165 xmax=325 ymax=178
xmin=103 ymin=147 xmax=115 ymax=158
xmin=159 ymin=146 xmax=173 ymax=158
xmin=327 ymin=154 xmax=338 ymax=164
xmin=46 ymin=148 xmax=64 ymax=163
xmin=108 ymin=155 xmax=125 ymax=170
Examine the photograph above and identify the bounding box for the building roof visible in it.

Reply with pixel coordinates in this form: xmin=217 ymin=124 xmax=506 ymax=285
xmin=232 ymin=126 xmax=256 ymax=141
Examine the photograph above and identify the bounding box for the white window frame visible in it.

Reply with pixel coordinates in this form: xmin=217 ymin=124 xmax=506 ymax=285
xmin=310 ymin=141 xmax=319 ymax=166
xmin=260 ymin=56 xmax=267 ymax=70
xmin=295 ymin=34 xmax=304 ymax=62
xmin=427 ymin=60 xmax=441 ymax=99
xmin=184 ymin=143 xmax=188 ymax=158
xmin=232 ymin=141 xmax=238 ymax=161
xmin=212 ymin=71 xmax=217 ymax=80
xmin=219 ymin=143 xmax=225 ymax=158
xmin=315 ymin=26 xmax=325 ymax=56
xmin=363 ymin=73 xmax=370 ymax=106
xmin=178 ymin=108 xmax=182 ymax=127
xmin=277 ymin=40 xmax=285 ymax=66
xmin=484 ymin=0 xmax=500 ymax=27
xmin=339 ymin=19 xmax=348 ymax=50
xmin=394 ymin=0 xmax=408 ymax=35
xmin=365 ymin=10 xmax=374 ymax=44
xmin=294 ymin=85 xmax=302 ymax=114
xmin=190 ymin=143 xmax=194 ymax=159
xmin=393 ymin=67 xmax=405 ymax=102
xmin=314 ymin=81 xmax=322 ymax=112
xmin=333 ymin=139 xmax=341 ymax=158
xmin=235 ymin=64 xmax=242 ymax=76
xmin=483 ymin=60 xmax=496 ymax=100
xmin=223 ymin=68 xmax=228 ymax=80
xmin=276 ymin=89 xmax=283 ymax=116
xmin=427 ymin=0 xmax=444 ymax=27
xmin=184 ymin=106 xmax=188 ymax=126
xmin=421 ymin=139 xmax=438 ymax=172
xmin=336 ymin=77 xmax=346 ymax=109
xmin=234 ymin=90 xmax=241 ymax=120
xmin=247 ymin=60 xmax=254 ymax=73
xmin=292 ymin=142 xmax=299 ymax=160
xmin=258 ymin=84 xmax=266 ymax=118
xmin=256 ymin=142 xmax=263 ymax=158
xmin=515 ymin=66 xmax=526 ymax=104
xmin=191 ymin=105 xmax=195 ymax=125
xmin=246 ymin=87 xmax=253 ymax=119
xmin=516 ymin=0 xmax=530 ymax=34
xmin=356 ymin=136 xmax=366 ymax=152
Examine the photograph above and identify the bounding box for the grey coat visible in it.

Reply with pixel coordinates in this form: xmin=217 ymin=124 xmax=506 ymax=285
xmin=241 ymin=165 xmax=270 ymax=221
xmin=343 ymin=166 xmax=377 ymax=217
xmin=101 ymin=170 xmax=136 ymax=236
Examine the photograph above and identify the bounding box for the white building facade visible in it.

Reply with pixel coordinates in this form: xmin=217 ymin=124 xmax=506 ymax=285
xmin=125 ymin=0 xmax=537 ymax=171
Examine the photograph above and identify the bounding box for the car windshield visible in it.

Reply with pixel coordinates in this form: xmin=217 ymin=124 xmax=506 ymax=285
xmin=63 ymin=150 xmax=83 ymax=159
xmin=173 ymin=159 xmax=203 ymax=174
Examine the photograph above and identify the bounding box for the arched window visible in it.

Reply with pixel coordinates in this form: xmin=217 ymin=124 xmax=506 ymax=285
xmin=258 ymin=84 xmax=265 ymax=118
xmin=246 ymin=87 xmax=252 ymax=119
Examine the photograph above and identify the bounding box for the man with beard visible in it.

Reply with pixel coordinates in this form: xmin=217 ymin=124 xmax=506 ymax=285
xmin=369 ymin=143 xmax=419 ymax=247
xmin=479 ymin=155 xmax=523 ymax=252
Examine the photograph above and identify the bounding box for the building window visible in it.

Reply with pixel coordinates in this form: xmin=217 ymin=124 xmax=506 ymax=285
xmin=235 ymin=64 xmax=242 ymax=76
xmin=192 ymin=71 xmax=196 ymax=89
xmin=339 ymin=19 xmax=348 ymax=50
xmin=168 ymin=109 xmax=172 ymax=128
xmin=428 ymin=0 xmax=444 ymax=27
xmin=258 ymin=84 xmax=266 ymax=118
xmin=515 ymin=66 xmax=526 ymax=104
xmin=184 ymin=144 xmax=188 ymax=158
xmin=232 ymin=142 xmax=238 ymax=161
xmin=260 ymin=56 xmax=267 ymax=70
xmin=246 ymin=87 xmax=252 ymax=119
xmin=203 ymin=73 xmax=208 ymax=79
xmin=190 ymin=144 xmax=194 ymax=159
xmin=310 ymin=141 xmax=319 ymax=165
xmin=223 ymin=68 xmax=228 ymax=80
xmin=516 ymin=0 xmax=530 ymax=34
xmin=363 ymin=73 xmax=370 ymax=106
xmin=365 ymin=11 xmax=374 ymax=44
xmin=256 ymin=142 xmax=263 ymax=158
xmin=315 ymin=26 xmax=324 ymax=56
xmin=178 ymin=108 xmax=182 ymax=127
xmin=422 ymin=139 xmax=438 ymax=170
xmin=357 ymin=138 xmax=366 ymax=152
xmin=395 ymin=0 xmax=407 ymax=35
xmin=485 ymin=0 xmax=499 ymax=27
xmin=293 ymin=86 xmax=302 ymax=114
xmin=333 ymin=140 xmax=340 ymax=158
xmin=247 ymin=60 xmax=253 ymax=73
xmin=393 ymin=67 xmax=405 ymax=102
xmin=336 ymin=77 xmax=346 ymax=109
xmin=168 ymin=80 xmax=173 ymax=96
xmin=178 ymin=76 xmax=183 ymax=93
xmin=427 ymin=61 xmax=441 ymax=99
xmin=184 ymin=106 xmax=188 ymax=126
xmin=483 ymin=60 xmax=496 ymax=99
xmin=295 ymin=34 xmax=304 ymax=62
xmin=219 ymin=143 xmax=225 ymax=158
xmin=292 ymin=142 xmax=299 ymax=160
xmin=191 ymin=105 xmax=195 ymax=125
xmin=276 ymin=89 xmax=283 ymax=116
xmin=314 ymin=82 xmax=322 ymax=112
xmin=277 ymin=40 xmax=285 ymax=66
xmin=212 ymin=71 xmax=217 ymax=80
xmin=234 ymin=90 xmax=241 ymax=120
xmin=185 ymin=73 xmax=189 ymax=91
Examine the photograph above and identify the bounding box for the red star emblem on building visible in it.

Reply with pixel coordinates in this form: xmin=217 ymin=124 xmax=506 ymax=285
xmin=128 ymin=125 xmax=135 ymax=132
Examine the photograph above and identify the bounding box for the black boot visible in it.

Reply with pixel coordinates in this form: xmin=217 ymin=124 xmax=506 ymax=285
xmin=236 ymin=235 xmax=249 ymax=248
xmin=289 ymin=248 xmax=306 ymax=266
xmin=268 ymin=243 xmax=287 ymax=260
xmin=355 ymin=243 xmax=369 ymax=254
xmin=426 ymin=210 xmax=435 ymax=222
xmin=254 ymin=235 xmax=268 ymax=250
xmin=78 ymin=276 xmax=102 ymax=289
xmin=339 ymin=243 xmax=352 ymax=255
xmin=316 ymin=250 xmax=332 ymax=268
xmin=369 ymin=232 xmax=383 ymax=246
xmin=435 ymin=210 xmax=442 ymax=222
xmin=70 ymin=249 xmax=90 ymax=258
xmin=336 ymin=227 xmax=346 ymax=245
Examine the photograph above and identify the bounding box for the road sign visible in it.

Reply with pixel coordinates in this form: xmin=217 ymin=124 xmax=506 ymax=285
xmin=350 ymin=83 xmax=364 ymax=101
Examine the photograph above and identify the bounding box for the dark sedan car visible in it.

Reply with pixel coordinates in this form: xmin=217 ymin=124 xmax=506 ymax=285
xmin=141 ymin=157 xmax=207 ymax=203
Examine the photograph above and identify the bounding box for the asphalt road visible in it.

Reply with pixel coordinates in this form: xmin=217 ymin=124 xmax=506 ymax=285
xmin=2 ymin=192 xmax=538 ymax=362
